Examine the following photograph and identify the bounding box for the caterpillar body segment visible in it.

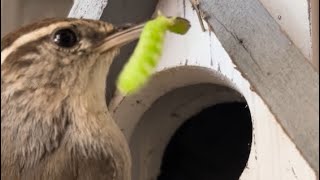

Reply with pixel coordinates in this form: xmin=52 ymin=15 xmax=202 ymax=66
xmin=117 ymin=14 xmax=191 ymax=95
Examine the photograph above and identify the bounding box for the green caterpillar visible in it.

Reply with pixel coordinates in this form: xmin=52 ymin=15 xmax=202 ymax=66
xmin=117 ymin=13 xmax=191 ymax=95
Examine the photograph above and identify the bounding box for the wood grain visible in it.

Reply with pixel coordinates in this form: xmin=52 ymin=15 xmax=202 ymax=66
xmin=199 ymin=0 xmax=319 ymax=174
xmin=68 ymin=0 xmax=108 ymax=20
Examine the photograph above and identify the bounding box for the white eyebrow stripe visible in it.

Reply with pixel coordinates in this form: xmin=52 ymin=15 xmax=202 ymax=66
xmin=1 ymin=22 xmax=71 ymax=65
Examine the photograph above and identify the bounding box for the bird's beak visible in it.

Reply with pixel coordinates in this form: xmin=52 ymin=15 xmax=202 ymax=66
xmin=95 ymin=23 xmax=145 ymax=53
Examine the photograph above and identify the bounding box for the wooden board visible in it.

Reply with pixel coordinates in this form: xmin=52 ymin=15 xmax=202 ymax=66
xmin=67 ymin=0 xmax=318 ymax=176
xmin=310 ymin=0 xmax=319 ymax=71
xmin=199 ymin=0 xmax=319 ymax=174
xmin=68 ymin=0 xmax=108 ymax=19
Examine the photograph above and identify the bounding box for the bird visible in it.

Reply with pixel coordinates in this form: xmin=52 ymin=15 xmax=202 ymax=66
xmin=1 ymin=18 xmax=144 ymax=180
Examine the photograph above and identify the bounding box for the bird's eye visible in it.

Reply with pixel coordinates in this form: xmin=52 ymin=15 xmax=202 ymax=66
xmin=52 ymin=28 xmax=78 ymax=48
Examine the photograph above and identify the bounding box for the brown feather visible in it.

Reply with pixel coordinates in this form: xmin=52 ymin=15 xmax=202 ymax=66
xmin=1 ymin=18 xmax=133 ymax=180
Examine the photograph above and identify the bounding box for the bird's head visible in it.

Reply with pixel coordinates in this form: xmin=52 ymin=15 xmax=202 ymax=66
xmin=1 ymin=19 xmax=142 ymax=178
xmin=1 ymin=18 xmax=143 ymax=99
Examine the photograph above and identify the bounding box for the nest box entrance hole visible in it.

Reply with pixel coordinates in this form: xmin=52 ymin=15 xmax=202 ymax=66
xmin=157 ymin=102 xmax=252 ymax=180
xmin=129 ymin=83 xmax=253 ymax=180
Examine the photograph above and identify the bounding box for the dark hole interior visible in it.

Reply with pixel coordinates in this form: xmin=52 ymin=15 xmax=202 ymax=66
xmin=157 ymin=102 xmax=252 ymax=180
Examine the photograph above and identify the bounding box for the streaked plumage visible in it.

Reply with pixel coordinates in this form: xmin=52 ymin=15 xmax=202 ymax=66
xmin=1 ymin=18 xmax=142 ymax=180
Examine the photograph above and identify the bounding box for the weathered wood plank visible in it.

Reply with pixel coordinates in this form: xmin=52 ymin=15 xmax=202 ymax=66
xmin=199 ymin=0 xmax=319 ymax=174
xmin=310 ymin=0 xmax=319 ymax=71
xmin=258 ymin=0 xmax=312 ymax=62
xmin=68 ymin=0 xmax=108 ymax=20
xmin=110 ymin=0 xmax=316 ymax=179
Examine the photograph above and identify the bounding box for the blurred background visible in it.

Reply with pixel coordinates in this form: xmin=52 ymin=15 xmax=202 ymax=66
xmin=1 ymin=0 xmax=73 ymax=38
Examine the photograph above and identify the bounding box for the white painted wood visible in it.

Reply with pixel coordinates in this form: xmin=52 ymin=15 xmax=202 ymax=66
xmin=258 ymin=0 xmax=312 ymax=61
xmin=110 ymin=0 xmax=317 ymax=179
xmin=199 ymin=0 xmax=319 ymax=173
xmin=1 ymin=0 xmax=316 ymax=178
xmin=68 ymin=0 xmax=108 ymax=20
xmin=129 ymin=84 xmax=246 ymax=180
